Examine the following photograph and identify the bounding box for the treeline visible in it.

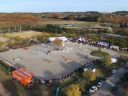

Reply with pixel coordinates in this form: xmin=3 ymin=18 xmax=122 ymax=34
xmin=33 ymin=24 xmax=67 ymax=34
xmin=98 ymin=15 xmax=128 ymax=24
xmin=0 ymin=14 xmax=40 ymax=33
xmin=32 ymin=24 xmax=88 ymax=38
xmin=112 ymin=11 xmax=128 ymax=16
xmin=98 ymin=15 xmax=128 ymax=28
xmin=47 ymin=11 xmax=128 ymax=25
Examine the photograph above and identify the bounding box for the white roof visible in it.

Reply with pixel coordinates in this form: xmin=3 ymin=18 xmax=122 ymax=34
xmin=111 ymin=58 xmax=117 ymax=63
xmin=48 ymin=36 xmax=68 ymax=42
xmin=92 ymin=69 xmax=96 ymax=72
xmin=83 ymin=68 xmax=88 ymax=72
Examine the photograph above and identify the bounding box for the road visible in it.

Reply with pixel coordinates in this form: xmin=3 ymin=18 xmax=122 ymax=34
xmin=0 ymin=83 xmax=11 ymax=96
xmin=93 ymin=67 xmax=126 ymax=96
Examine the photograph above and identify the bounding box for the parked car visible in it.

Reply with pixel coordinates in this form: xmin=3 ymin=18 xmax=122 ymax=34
xmin=89 ymin=86 xmax=97 ymax=94
xmin=97 ymin=81 xmax=104 ymax=88
xmin=112 ymin=69 xmax=117 ymax=74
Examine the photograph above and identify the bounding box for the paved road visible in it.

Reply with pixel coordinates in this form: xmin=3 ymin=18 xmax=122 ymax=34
xmin=93 ymin=67 xmax=126 ymax=96
xmin=0 ymin=83 xmax=11 ymax=96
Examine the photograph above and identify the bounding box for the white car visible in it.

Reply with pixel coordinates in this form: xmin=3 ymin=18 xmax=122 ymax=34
xmin=89 ymin=86 xmax=97 ymax=94
xmin=97 ymin=81 xmax=103 ymax=88
xmin=112 ymin=69 xmax=117 ymax=74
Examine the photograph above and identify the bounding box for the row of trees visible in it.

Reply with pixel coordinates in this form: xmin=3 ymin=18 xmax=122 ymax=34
xmin=0 ymin=14 xmax=40 ymax=33
xmin=33 ymin=24 xmax=67 ymax=34
xmin=106 ymin=38 xmax=128 ymax=48
xmin=98 ymin=15 xmax=128 ymax=27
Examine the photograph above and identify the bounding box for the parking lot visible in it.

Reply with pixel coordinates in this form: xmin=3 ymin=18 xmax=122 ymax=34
xmin=0 ymin=42 xmax=119 ymax=81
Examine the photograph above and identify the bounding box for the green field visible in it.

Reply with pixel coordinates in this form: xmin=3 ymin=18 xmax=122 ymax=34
xmin=40 ymin=19 xmax=98 ymax=26
xmin=91 ymin=50 xmax=110 ymax=57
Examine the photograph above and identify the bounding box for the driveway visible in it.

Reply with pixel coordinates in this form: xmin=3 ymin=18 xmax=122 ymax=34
xmin=93 ymin=67 xmax=126 ymax=96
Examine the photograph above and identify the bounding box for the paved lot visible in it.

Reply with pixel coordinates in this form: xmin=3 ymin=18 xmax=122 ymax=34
xmin=0 ymin=42 xmax=119 ymax=80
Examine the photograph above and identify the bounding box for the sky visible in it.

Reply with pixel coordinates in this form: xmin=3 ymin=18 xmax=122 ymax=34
xmin=0 ymin=0 xmax=128 ymax=12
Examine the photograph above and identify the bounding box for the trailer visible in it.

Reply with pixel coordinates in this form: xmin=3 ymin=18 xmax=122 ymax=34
xmin=12 ymin=68 xmax=33 ymax=87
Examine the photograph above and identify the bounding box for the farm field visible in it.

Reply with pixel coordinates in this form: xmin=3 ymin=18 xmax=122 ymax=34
xmin=1 ymin=31 xmax=49 ymax=39
xmin=40 ymin=19 xmax=98 ymax=26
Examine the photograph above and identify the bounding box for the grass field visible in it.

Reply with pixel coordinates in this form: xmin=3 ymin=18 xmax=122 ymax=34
xmin=2 ymin=31 xmax=49 ymax=39
xmin=40 ymin=19 xmax=98 ymax=26
xmin=0 ymin=36 xmax=9 ymax=42
xmin=91 ymin=50 xmax=110 ymax=58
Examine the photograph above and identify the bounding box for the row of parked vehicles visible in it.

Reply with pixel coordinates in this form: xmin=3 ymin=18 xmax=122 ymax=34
xmin=88 ymin=69 xmax=118 ymax=95
xmin=89 ymin=79 xmax=105 ymax=95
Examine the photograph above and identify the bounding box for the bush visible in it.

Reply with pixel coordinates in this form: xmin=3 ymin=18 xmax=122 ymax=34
xmin=91 ymin=50 xmax=109 ymax=57
xmin=91 ymin=50 xmax=112 ymax=67
xmin=83 ymin=69 xmax=96 ymax=82
xmin=65 ymin=84 xmax=81 ymax=96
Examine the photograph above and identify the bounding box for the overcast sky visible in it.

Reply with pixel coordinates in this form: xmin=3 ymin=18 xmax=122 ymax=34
xmin=0 ymin=0 xmax=128 ymax=12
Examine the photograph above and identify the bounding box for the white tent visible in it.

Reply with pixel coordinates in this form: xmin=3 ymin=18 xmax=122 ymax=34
xmin=48 ymin=36 xmax=68 ymax=42
xmin=111 ymin=58 xmax=117 ymax=63
xmin=83 ymin=68 xmax=88 ymax=72
xmin=92 ymin=69 xmax=96 ymax=72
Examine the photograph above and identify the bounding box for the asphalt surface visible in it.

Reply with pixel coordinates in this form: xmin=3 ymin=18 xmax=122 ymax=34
xmin=93 ymin=67 xmax=126 ymax=96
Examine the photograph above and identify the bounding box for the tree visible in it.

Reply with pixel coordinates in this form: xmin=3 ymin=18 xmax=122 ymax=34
xmin=86 ymin=35 xmax=100 ymax=42
xmin=50 ymin=13 xmax=62 ymax=19
xmin=115 ymin=39 xmax=128 ymax=48
xmin=65 ymin=84 xmax=81 ymax=96
xmin=0 ymin=42 xmax=5 ymax=49
xmin=83 ymin=69 xmax=96 ymax=82
xmin=103 ymin=55 xmax=112 ymax=67
xmin=64 ymin=15 xmax=76 ymax=20
xmin=107 ymin=38 xmax=128 ymax=48
xmin=53 ymin=38 xmax=62 ymax=48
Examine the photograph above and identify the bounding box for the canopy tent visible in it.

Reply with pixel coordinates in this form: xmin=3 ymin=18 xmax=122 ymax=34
xmin=111 ymin=58 xmax=117 ymax=63
xmin=48 ymin=36 xmax=68 ymax=42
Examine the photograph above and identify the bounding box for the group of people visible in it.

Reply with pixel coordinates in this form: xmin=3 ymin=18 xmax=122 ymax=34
xmin=39 ymin=62 xmax=92 ymax=86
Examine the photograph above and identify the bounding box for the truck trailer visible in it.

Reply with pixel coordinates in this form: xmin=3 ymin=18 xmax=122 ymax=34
xmin=12 ymin=68 xmax=33 ymax=87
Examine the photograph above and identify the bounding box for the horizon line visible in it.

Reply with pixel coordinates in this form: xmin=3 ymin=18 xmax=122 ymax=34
xmin=0 ymin=10 xmax=127 ymax=13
